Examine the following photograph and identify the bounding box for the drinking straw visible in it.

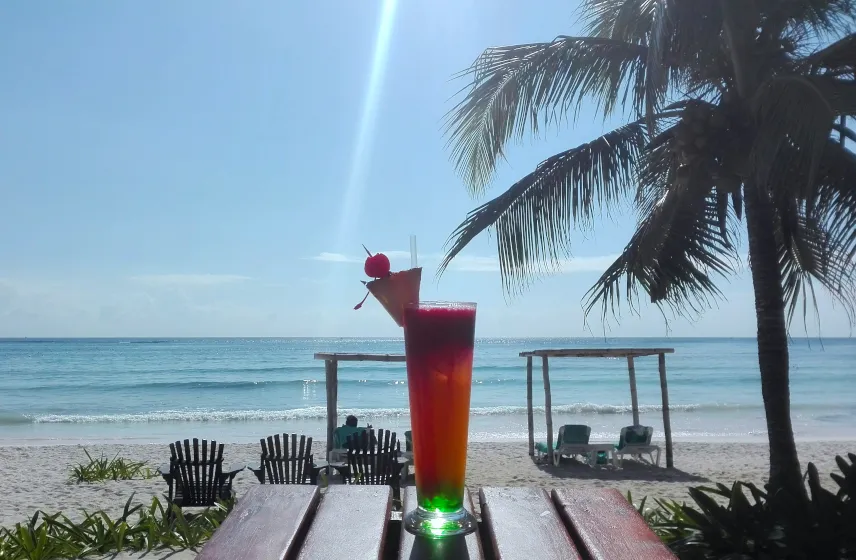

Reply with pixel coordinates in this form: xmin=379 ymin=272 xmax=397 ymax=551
xmin=410 ymin=235 xmax=418 ymax=268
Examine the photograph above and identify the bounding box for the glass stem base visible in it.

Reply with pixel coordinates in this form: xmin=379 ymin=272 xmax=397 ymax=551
xmin=403 ymin=505 xmax=477 ymax=538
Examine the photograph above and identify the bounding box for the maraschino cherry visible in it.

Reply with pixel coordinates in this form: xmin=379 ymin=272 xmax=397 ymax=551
xmin=362 ymin=245 xmax=391 ymax=278
xmin=354 ymin=245 xmax=391 ymax=310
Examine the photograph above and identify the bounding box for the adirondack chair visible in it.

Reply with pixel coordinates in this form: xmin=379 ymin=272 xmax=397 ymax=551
xmin=158 ymin=439 xmax=244 ymax=508
xmin=249 ymin=433 xmax=319 ymax=485
xmin=345 ymin=428 xmax=400 ymax=487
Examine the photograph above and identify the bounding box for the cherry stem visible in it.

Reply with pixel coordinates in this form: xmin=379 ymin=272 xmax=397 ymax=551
xmin=354 ymin=291 xmax=370 ymax=310
xmin=362 ymin=244 xmax=372 ymax=257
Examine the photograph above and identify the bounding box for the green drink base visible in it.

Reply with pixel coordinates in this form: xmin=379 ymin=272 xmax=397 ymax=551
xmin=403 ymin=505 xmax=477 ymax=538
xmin=418 ymin=491 xmax=464 ymax=513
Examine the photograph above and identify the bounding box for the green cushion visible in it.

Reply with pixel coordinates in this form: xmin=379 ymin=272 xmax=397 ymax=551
xmin=616 ymin=426 xmax=651 ymax=449
xmin=332 ymin=426 xmax=366 ymax=449
xmin=626 ymin=428 xmax=648 ymax=445
xmin=558 ymin=425 xmax=590 ymax=445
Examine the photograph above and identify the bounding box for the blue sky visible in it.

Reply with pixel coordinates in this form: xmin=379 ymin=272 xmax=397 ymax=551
xmin=0 ymin=0 xmax=852 ymax=338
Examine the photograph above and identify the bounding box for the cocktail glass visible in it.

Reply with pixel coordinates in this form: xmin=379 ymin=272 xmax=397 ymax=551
xmin=402 ymin=301 xmax=477 ymax=538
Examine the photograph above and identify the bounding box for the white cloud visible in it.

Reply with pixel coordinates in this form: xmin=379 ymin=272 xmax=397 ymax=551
xmin=129 ymin=274 xmax=251 ymax=287
xmin=309 ymin=252 xmax=360 ymax=263
xmin=307 ymin=250 xmax=411 ymax=263
xmin=307 ymin=250 xmax=619 ymax=274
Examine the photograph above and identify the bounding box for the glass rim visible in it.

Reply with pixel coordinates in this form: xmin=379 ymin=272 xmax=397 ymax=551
xmin=405 ymin=301 xmax=476 ymax=310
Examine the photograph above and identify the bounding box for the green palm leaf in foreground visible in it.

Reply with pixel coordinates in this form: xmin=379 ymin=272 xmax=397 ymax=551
xmin=440 ymin=0 xmax=856 ymax=501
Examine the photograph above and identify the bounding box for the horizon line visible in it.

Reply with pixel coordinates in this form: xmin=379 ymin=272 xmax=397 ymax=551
xmin=0 ymin=336 xmax=852 ymax=341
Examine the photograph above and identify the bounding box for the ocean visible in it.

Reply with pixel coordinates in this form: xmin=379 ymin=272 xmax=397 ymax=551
xmin=1 ymin=338 xmax=854 ymax=446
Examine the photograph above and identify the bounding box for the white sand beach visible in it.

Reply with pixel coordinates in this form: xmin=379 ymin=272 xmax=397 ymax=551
xmin=1 ymin=440 xmax=852 ymax=531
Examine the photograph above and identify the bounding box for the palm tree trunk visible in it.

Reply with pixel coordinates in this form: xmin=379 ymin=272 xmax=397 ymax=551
xmin=721 ymin=0 xmax=805 ymax=502
xmin=743 ymin=182 xmax=806 ymax=501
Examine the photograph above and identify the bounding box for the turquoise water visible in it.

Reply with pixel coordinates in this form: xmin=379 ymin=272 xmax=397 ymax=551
xmin=1 ymin=338 xmax=854 ymax=445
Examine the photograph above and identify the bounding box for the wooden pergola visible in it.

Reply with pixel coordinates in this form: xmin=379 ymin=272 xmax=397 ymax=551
xmin=520 ymin=348 xmax=676 ymax=468
xmin=313 ymin=352 xmax=406 ymax=454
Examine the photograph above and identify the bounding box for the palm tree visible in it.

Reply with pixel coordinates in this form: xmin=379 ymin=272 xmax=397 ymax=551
xmin=439 ymin=0 xmax=856 ymax=500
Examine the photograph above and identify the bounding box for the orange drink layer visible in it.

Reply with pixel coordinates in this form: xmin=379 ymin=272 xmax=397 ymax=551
xmin=403 ymin=302 xmax=475 ymax=512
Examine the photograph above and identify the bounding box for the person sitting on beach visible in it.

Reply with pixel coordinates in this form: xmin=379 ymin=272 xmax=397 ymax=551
xmin=333 ymin=415 xmax=367 ymax=448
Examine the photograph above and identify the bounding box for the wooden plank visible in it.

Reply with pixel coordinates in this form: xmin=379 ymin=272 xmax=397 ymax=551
xmin=519 ymin=348 xmax=674 ymax=358
xmin=627 ymin=356 xmax=640 ymax=426
xmin=197 ymin=485 xmax=319 ymax=560
xmin=551 ymin=488 xmax=676 ymax=560
xmin=296 ymin=486 xmax=391 ymax=560
xmin=526 ymin=356 xmax=534 ymax=457
xmin=314 ymin=353 xmax=406 ymax=362
xmin=479 ymin=487 xmax=580 ymax=560
xmin=658 ymin=353 xmax=674 ymax=468
xmin=399 ymin=486 xmax=483 ymax=559
xmin=325 ymin=359 xmax=337 ymax=455
xmin=542 ymin=357 xmax=553 ymax=460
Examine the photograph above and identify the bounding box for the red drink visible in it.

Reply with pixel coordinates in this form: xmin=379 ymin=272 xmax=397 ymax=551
xmin=403 ymin=302 xmax=477 ymax=537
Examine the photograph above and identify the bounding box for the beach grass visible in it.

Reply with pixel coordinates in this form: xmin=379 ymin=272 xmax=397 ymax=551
xmin=69 ymin=449 xmax=156 ymax=484
xmin=0 ymin=494 xmax=230 ymax=559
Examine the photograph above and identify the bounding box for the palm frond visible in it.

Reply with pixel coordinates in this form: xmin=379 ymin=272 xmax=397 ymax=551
xmin=803 ymin=33 xmax=856 ymax=76
xmin=438 ymin=122 xmax=648 ymax=293
xmin=760 ymin=0 xmax=856 ymax=46
xmin=582 ymin=0 xmax=727 ymax=96
xmin=752 ymin=76 xmax=856 ymax=197
xmin=775 ymin=200 xmax=856 ymax=326
xmin=645 ymin=0 xmax=671 ymax=131
xmin=772 ymin=138 xmax=856 ymax=325
xmin=579 ymin=0 xmax=655 ymax=42
xmin=634 ymin=126 xmax=678 ymax=220
xmin=584 ymin=158 xmax=739 ymax=321
xmin=445 ymin=37 xmax=648 ymax=193
xmin=814 ymin=140 xmax=856 ymax=270
xmin=635 ymin=99 xmax=749 ymax=236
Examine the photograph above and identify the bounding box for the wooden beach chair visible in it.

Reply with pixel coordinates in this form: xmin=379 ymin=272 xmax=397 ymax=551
xmin=329 ymin=424 xmax=374 ymax=461
xmin=249 ymin=433 xmax=320 ymax=485
xmin=345 ymin=428 xmax=401 ymax=488
xmin=614 ymin=425 xmax=661 ymax=466
xmin=158 ymin=439 xmax=244 ymax=508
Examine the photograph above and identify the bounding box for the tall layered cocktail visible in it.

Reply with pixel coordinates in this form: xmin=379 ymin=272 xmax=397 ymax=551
xmin=402 ymin=302 xmax=477 ymax=537
xmin=354 ymin=244 xmax=477 ymax=537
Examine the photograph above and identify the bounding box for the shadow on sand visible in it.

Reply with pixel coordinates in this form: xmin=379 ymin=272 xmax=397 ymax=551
xmin=535 ymin=457 xmax=710 ymax=483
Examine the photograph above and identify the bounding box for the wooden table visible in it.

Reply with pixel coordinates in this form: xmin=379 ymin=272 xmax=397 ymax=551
xmin=198 ymin=485 xmax=676 ymax=559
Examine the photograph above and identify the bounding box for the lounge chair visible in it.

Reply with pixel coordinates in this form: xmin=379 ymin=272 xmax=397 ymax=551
xmin=249 ymin=433 xmax=321 ymax=484
xmin=158 ymin=439 xmax=243 ymax=508
xmin=535 ymin=425 xmax=608 ymax=466
xmin=345 ymin=428 xmax=401 ymax=488
xmin=614 ymin=425 xmax=661 ymax=466
xmin=331 ymin=424 xmax=375 ymax=449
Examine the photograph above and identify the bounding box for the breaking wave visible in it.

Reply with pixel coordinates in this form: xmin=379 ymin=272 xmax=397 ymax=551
xmin=9 ymin=402 xmax=759 ymax=424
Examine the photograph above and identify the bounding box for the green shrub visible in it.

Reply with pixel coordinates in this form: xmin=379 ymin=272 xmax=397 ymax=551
xmin=69 ymin=449 xmax=156 ymax=483
xmin=0 ymin=493 xmax=232 ymax=559
xmin=629 ymin=453 xmax=856 ymax=559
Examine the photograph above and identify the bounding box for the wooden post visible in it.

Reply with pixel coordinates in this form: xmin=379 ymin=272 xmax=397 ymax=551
xmin=627 ymin=356 xmax=640 ymax=425
xmin=325 ymin=359 xmax=338 ymax=455
xmin=658 ymin=353 xmax=674 ymax=468
xmin=526 ymin=357 xmax=534 ymax=456
xmin=542 ymin=356 xmax=553 ymax=459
